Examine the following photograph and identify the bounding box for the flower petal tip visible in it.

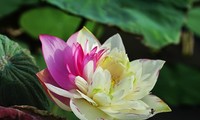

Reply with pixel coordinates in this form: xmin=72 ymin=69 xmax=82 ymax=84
xmin=166 ymin=106 xmax=172 ymax=113
xmin=157 ymin=60 xmax=166 ymax=66
xmin=82 ymin=26 xmax=90 ymax=31
xmin=36 ymin=70 xmax=45 ymax=82
xmin=39 ymin=34 xmax=52 ymax=41
xmin=161 ymin=103 xmax=172 ymax=113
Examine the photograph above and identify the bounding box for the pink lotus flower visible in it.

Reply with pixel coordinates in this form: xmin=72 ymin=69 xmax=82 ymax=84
xmin=37 ymin=27 xmax=108 ymax=110
xmin=37 ymin=27 xmax=171 ymax=120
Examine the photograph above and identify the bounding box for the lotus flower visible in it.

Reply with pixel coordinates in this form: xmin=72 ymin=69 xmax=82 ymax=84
xmin=37 ymin=27 xmax=171 ymax=120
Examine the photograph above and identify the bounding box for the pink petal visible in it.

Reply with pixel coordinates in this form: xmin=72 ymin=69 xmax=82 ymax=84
xmin=82 ymin=47 xmax=106 ymax=70
xmin=96 ymin=49 xmax=107 ymax=60
xmin=39 ymin=35 xmax=76 ymax=90
xmin=36 ymin=69 xmax=71 ymax=111
xmin=73 ymin=44 xmax=84 ymax=75
xmin=36 ymin=69 xmax=59 ymax=87
xmin=90 ymin=46 xmax=98 ymax=55
xmin=64 ymin=44 xmax=84 ymax=76
xmin=83 ymin=47 xmax=97 ymax=66
xmin=65 ymin=45 xmax=76 ymax=74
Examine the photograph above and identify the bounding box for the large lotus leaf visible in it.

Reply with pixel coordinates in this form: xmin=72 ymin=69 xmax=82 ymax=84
xmin=0 ymin=0 xmax=38 ymax=18
xmin=46 ymin=0 xmax=190 ymax=49
xmin=153 ymin=63 xmax=200 ymax=106
xmin=186 ymin=7 xmax=200 ymax=36
xmin=20 ymin=7 xmax=81 ymax=40
xmin=0 ymin=35 xmax=49 ymax=110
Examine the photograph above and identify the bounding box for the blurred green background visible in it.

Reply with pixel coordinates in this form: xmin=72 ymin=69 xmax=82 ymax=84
xmin=0 ymin=0 xmax=200 ymax=119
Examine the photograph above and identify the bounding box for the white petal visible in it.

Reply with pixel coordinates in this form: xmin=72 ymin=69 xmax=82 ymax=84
xmin=93 ymin=92 xmax=111 ymax=106
xmin=45 ymin=83 xmax=81 ymax=98
xmin=83 ymin=60 xmax=94 ymax=84
xmin=111 ymin=90 xmax=125 ymax=102
xmin=77 ymin=90 xmax=97 ymax=106
xmin=128 ymin=59 xmax=165 ymax=100
xmin=75 ymin=76 xmax=88 ymax=94
xmin=142 ymin=95 xmax=171 ymax=115
xmin=112 ymin=76 xmax=134 ymax=101
xmin=106 ymin=112 xmax=149 ymax=120
xmin=101 ymin=34 xmax=125 ymax=53
xmin=70 ymin=99 xmax=112 ymax=120
xmin=110 ymin=100 xmax=149 ymax=111
xmin=87 ymin=67 xmax=111 ymax=97
xmin=77 ymin=27 xmax=101 ymax=53
xmin=100 ymin=102 xmax=151 ymax=120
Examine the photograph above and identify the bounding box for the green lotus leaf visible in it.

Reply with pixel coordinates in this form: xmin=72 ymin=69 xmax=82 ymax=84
xmin=20 ymin=7 xmax=81 ymax=40
xmin=46 ymin=0 xmax=190 ymax=49
xmin=186 ymin=7 xmax=200 ymax=36
xmin=0 ymin=34 xmax=49 ymax=110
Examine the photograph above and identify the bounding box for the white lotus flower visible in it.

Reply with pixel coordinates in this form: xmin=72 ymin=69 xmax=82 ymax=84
xmin=37 ymin=27 xmax=171 ymax=120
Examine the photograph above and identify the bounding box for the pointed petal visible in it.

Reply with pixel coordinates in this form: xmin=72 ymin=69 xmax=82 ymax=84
xmin=45 ymin=83 xmax=81 ymax=98
xmin=70 ymin=99 xmax=112 ymax=120
xmin=142 ymin=95 xmax=171 ymax=115
xmin=39 ymin=35 xmax=76 ymax=90
xmin=129 ymin=59 xmax=165 ymax=100
xmin=102 ymin=34 xmax=125 ymax=53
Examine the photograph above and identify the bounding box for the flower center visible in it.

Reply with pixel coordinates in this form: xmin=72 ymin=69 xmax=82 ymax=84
xmin=99 ymin=50 xmax=129 ymax=86
xmin=100 ymin=56 xmax=125 ymax=84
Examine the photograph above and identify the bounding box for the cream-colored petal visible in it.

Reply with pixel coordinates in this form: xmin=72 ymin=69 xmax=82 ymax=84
xmin=107 ymin=112 xmax=150 ymax=120
xmin=142 ymin=94 xmax=171 ymax=115
xmin=45 ymin=83 xmax=81 ymax=98
xmin=102 ymin=34 xmax=125 ymax=53
xmin=70 ymin=99 xmax=113 ymax=120
xmin=128 ymin=59 xmax=165 ymax=100
xmin=75 ymin=76 xmax=88 ymax=94
xmin=83 ymin=60 xmax=94 ymax=84
xmin=77 ymin=90 xmax=97 ymax=106
xmin=77 ymin=27 xmax=101 ymax=53
xmin=110 ymin=100 xmax=149 ymax=111
xmin=93 ymin=92 xmax=111 ymax=106
xmin=99 ymin=104 xmax=151 ymax=120
xmin=99 ymin=48 xmax=129 ymax=82
xmin=111 ymin=89 xmax=125 ymax=102
xmin=87 ymin=67 xmax=111 ymax=97
xmin=112 ymin=76 xmax=134 ymax=101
